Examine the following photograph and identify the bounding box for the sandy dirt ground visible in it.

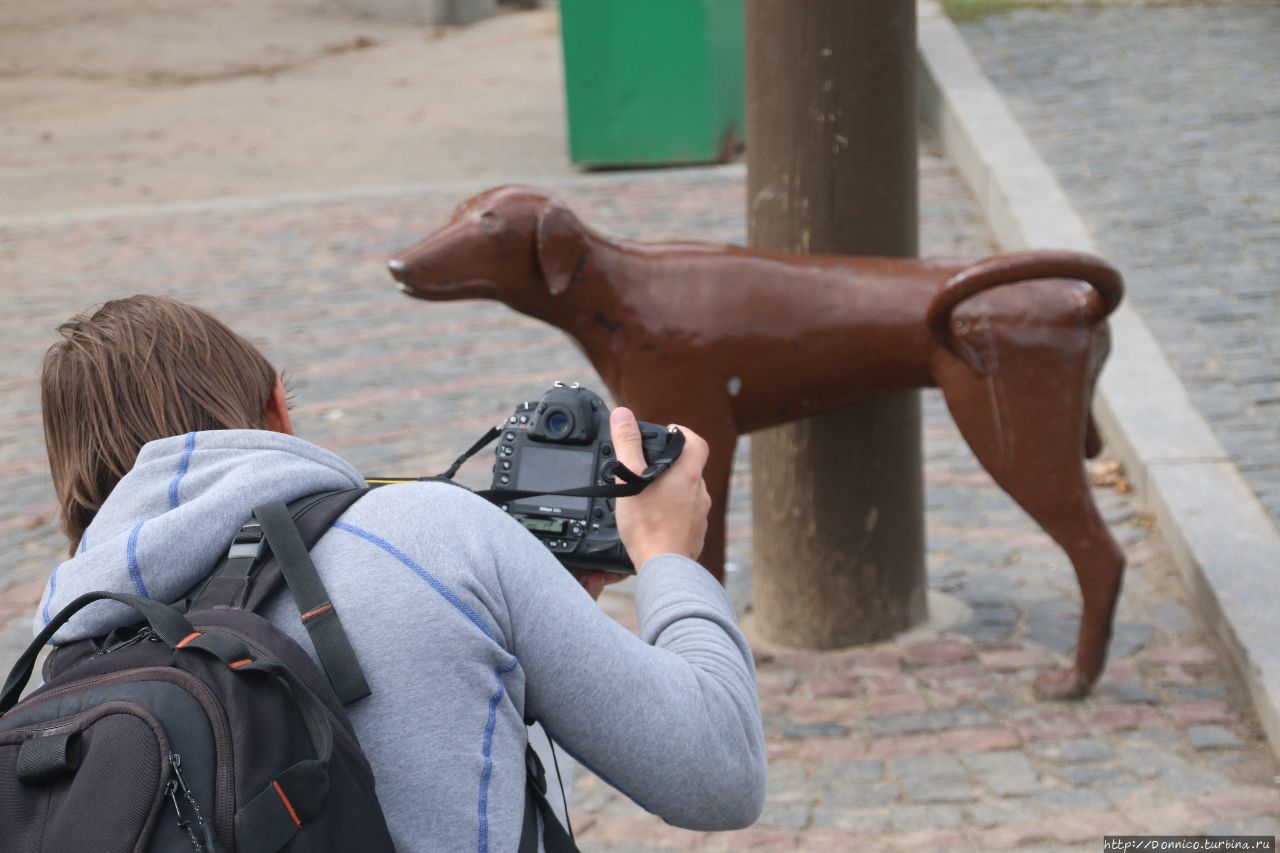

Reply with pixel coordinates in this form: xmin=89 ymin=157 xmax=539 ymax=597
xmin=0 ymin=0 xmax=572 ymax=217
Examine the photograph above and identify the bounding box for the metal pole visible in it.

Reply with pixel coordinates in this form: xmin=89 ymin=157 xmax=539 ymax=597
xmin=746 ymin=0 xmax=927 ymax=648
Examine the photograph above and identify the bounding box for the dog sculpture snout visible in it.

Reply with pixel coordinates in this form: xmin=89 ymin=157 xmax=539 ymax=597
xmin=387 ymin=258 xmax=412 ymax=293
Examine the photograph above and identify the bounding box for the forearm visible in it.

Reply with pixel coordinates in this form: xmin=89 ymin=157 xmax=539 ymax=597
xmin=630 ymin=555 xmax=766 ymax=827
xmin=516 ymin=554 xmax=766 ymax=830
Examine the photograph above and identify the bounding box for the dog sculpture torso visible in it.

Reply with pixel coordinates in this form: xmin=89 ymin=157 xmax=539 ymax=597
xmin=560 ymin=245 xmax=944 ymax=424
xmin=389 ymin=186 xmax=1126 ymax=700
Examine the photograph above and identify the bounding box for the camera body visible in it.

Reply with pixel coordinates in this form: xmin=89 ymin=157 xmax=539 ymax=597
xmin=492 ymin=383 xmax=671 ymax=574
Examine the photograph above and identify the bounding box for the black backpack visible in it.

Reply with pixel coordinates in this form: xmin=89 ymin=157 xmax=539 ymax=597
xmin=0 ymin=490 xmax=394 ymax=852
xmin=0 ymin=489 xmax=577 ymax=852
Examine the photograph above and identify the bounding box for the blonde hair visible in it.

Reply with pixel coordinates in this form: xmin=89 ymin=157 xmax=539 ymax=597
xmin=42 ymin=296 xmax=277 ymax=552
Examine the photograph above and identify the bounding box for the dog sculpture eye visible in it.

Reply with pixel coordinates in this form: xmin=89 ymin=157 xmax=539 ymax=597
xmin=479 ymin=211 xmax=499 ymax=233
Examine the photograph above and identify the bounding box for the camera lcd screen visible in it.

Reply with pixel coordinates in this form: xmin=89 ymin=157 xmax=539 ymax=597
xmin=520 ymin=517 xmax=565 ymax=534
xmin=512 ymin=446 xmax=593 ymax=513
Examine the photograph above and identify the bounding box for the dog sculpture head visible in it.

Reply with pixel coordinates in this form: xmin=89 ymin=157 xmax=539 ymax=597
xmin=388 ymin=185 xmax=590 ymax=313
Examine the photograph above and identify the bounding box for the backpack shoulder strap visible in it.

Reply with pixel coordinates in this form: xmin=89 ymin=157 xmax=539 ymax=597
xmin=520 ymin=743 xmax=579 ymax=853
xmin=242 ymin=488 xmax=370 ymax=613
xmin=193 ymin=488 xmax=367 ymax=612
xmin=192 ymin=487 xmax=372 ymax=705
xmin=253 ymin=498 xmax=372 ymax=705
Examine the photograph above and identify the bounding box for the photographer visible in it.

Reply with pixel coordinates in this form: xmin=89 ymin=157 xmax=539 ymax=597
xmin=33 ymin=296 xmax=766 ymax=850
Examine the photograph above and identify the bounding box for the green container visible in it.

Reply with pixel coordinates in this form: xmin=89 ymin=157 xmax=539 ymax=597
xmin=559 ymin=0 xmax=745 ymax=167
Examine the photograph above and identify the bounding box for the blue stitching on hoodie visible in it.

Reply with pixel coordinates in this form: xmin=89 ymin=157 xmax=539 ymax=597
xmin=168 ymin=432 xmax=197 ymax=510
xmin=478 ymin=657 xmax=518 ymax=851
xmin=477 ymin=671 xmax=504 ymax=853
xmin=42 ymin=565 xmax=60 ymax=624
xmin=332 ymin=520 xmax=523 ymax=851
xmin=126 ymin=522 xmax=150 ymax=598
xmin=331 ymin=520 xmax=496 ymax=640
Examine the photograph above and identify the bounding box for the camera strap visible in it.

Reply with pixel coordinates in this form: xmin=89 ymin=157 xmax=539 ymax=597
xmin=368 ymin=422 xmax=686 ymax=505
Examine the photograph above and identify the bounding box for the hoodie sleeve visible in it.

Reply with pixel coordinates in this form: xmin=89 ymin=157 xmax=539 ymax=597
xmin=486 ymin=506 xmax=767 ymax=830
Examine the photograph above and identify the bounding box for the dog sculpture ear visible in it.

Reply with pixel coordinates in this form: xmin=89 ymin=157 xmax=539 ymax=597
xmin=535 ymin=201 xmax=587 ymax=297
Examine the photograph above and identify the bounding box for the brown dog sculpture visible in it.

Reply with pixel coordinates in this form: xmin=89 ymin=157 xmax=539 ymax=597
xmin=388 ymin=185 xmax=1127 ymax=699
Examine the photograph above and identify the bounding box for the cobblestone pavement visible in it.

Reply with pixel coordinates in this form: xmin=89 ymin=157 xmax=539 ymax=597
xmin=959 ymin=2 xmax=1280 ymax=528
xmin=2 ymin=158 xmax=1278 ymax=848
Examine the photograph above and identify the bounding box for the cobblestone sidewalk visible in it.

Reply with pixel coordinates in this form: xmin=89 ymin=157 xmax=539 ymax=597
xmin=959 ymin=2 xmax=1280 ymax=528
xmin=579 ymin=396 xmax=1280 ymax=850
xmin=1 ymin=156 xmax=1278 ymax=849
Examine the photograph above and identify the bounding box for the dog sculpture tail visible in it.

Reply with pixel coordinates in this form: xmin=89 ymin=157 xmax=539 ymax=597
xmin=927 ymin=250 xmax=1124 ymax=459
xmin=927 ymin=250 xmax=1124 ymax=372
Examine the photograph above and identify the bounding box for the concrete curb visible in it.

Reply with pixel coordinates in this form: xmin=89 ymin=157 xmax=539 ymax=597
xmin=916 ymin=0 xmax=1280 ymax=759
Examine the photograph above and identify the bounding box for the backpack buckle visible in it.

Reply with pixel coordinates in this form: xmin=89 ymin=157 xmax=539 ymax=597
xmin=228 ymin=522 xmax=266 ymax=562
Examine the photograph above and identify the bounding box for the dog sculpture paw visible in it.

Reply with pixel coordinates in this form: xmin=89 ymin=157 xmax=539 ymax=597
xmin=1032 ymin=666 xmax=1093 ymax=701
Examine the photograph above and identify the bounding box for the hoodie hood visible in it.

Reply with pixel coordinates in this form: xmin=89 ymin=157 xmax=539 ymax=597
xmin=37 ymin=429 xmax=366 ymax=643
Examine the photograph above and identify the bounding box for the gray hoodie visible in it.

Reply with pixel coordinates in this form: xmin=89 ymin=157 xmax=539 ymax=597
xmin=35 ymin=430 xmax=766 ymax=851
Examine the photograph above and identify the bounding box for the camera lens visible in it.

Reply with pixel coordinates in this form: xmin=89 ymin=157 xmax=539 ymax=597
xmin=544 ymin=408 xmax=573 ymax=438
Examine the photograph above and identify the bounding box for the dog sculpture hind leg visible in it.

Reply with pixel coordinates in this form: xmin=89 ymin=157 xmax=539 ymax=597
xmin=927 ymin=254 xmax=1127 ymax=699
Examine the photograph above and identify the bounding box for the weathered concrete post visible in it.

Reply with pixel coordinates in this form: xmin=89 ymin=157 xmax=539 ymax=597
xmin=747 ymin=0 xmax=927 ymax=647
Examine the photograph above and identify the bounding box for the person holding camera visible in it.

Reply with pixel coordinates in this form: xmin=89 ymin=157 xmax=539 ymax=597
xmin=30 ymin=295 xmax=766 ymax=850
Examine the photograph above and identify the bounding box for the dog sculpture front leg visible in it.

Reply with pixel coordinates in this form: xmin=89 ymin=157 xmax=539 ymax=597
xmin=600 ymin=367 xmax=742 ymax=581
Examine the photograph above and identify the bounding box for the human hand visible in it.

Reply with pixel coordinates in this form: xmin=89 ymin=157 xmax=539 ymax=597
xmin=609 ymin=407 xmax=711 ymax=570
xmin=567 ymin=568 xmax=627 ymax=601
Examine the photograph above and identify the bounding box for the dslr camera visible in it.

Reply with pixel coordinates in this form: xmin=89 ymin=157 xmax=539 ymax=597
xmin=492 ymin=383 xmax=674 ymax=574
